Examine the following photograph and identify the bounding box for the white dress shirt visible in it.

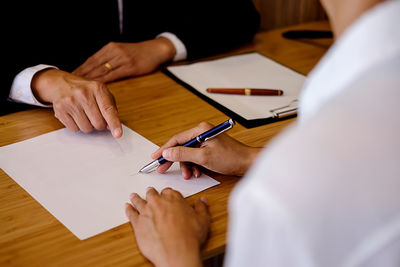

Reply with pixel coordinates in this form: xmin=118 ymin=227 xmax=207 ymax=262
xmin=225 ymin=1 xmax=400 ymax=267
xmin=8 ymin=0 xmax=187 ymax=107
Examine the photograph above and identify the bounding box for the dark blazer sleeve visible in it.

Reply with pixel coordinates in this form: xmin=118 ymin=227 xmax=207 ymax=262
xmin=1 ymin=13 xmax=40 ymax=116
xmin=1 ymin=0 xmax=119 ymax=116
xmin=162 ymin=0 xmax=260 ymax=60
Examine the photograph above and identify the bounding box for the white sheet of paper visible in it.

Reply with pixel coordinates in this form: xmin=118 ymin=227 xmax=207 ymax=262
xmin=0 ymin=125 xmax=220 ymax=240
xmin=167 ymin=52 xmax=306 ymax=120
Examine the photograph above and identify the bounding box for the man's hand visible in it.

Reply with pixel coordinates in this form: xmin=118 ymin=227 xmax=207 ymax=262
xmin=152 ymin=122 xmax=261 ymax=179
xmin=72 ymin=37 xmax=176 ymax=83
xmin=126 ymin=187 xmax=209 ymax=267
xmin=31 ymin=68 xmax=122 ymax=138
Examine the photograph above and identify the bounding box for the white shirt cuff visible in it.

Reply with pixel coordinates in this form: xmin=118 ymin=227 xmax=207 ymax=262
xmin=156 ymin=32 xmax=187 ymax=62
xmin=9 ymin=64 xmax=58 ymax=107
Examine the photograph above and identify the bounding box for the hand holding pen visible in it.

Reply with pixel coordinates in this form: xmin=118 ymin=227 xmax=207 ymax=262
xmin=145 ymin=119 xmax=261 ymax=179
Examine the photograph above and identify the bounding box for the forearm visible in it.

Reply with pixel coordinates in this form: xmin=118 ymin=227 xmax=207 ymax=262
xmin=161 ymin=247 xmax=202 ymax=267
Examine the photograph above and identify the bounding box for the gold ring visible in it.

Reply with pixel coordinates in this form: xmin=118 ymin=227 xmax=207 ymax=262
xmin=104 ymin=62 xmax=113 ymax=71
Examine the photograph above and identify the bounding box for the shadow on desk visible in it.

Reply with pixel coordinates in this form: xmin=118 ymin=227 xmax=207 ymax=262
xmin=204 ymin=253 xmax=224 ymax=267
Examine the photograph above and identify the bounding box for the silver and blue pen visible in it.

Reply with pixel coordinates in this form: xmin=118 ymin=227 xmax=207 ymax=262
xmin=139 ymin=118 xmax=235 ymax=173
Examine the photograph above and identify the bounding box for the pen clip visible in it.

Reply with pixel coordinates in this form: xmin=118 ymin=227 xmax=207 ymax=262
xmin=203 ymin=123 xmax=234 ymax=142
xmin=270 ymin=99 xmax=298 ymax=118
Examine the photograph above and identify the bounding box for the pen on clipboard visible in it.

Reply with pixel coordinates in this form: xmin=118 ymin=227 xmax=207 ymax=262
xmin=206 ymin=88 xmax=283 ymax=96
xmin=139 ymin=119 xmax=235 ymax=173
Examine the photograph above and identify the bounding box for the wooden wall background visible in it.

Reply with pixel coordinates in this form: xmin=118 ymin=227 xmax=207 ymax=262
xmin=252 ymin=0 xmax=328 ymax=30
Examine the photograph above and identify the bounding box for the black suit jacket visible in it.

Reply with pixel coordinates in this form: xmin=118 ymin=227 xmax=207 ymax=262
xmin=2 ymin=0 xmax=260 ymax=115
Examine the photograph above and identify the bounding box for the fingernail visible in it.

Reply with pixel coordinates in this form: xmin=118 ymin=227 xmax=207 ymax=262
xmin=113 ymin=128 xmax=122 ymax=138
xmin=125 ymin=203 xmax=131 ymax=208
xmin=129 ymin=193 xmax=135 ymax=199
xmin=162 ymin=149 xmax=171 ymax=159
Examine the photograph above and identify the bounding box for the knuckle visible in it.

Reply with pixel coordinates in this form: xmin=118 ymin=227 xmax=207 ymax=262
xmin=92 ymin=119 xmax=106 ymax=130
xmin=170 ymin=136 xmax=180 ymax=146
xmin=61 ymin=96 xmax=75 ymax=106
xmin=69 ymin=125 xmax=79 ymax=132
xmin=89 ymin=81 xmax=104 ymax=91
xmin=161 ymin=187 xmax=173 ymax=195
xmin=102 ymin=104 xmax=117 ymax=115
xmin=169 ymin=148 xmax=178 ymax=159
xmin=127 ymin=58 xmax=137 ymax=67
xmin=171 ymin=190 xmax=182 ymax=199
xmin=198 ymin=150 xmax=209 ymax=165
xmin=110 ymin=42 xmax=125 ymax=54
xmin=172 ymin=148 xmax=184 ymax=160
xmin=198 ymin=121 xmax=213 ymax=131
xmin=65 ymin=125 xmax=74 ymax=132
xmin=81 ymin=125 xmax=94 ymax=133
xmin=107 ymin=41 xmax=117 ymax=49
xmin=147 ymin=198 xmax=160 ymax=209
xmin=53 ymin=100 xmax=64 ymax=111
xmin=53 ymin=110 xmax=63 ymax=120
xmin=74 ymin=88 xmax=90 ymax=104
xmin=131 ymin=193 xmax=141 ymax=203
xmin=125 ymin=60 xmax=138 ymax=74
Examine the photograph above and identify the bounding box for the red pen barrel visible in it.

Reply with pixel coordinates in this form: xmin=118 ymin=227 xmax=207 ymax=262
xmin=206 ymin=88 xmax=283 ymax=96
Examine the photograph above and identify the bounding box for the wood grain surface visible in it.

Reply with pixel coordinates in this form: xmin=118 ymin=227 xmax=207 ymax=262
xmin=252 ymin=0 xmax=327 ymax=30
xmin=0 ymin=21 xmax=332 ymax=266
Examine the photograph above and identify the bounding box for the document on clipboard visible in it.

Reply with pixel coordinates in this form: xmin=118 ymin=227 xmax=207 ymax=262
xmin=164 ymin=52 xmax=306 ymax=128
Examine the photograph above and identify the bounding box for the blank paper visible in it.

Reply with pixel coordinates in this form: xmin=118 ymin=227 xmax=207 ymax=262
xmin=0 ymin=125 xmax=220 ymax=240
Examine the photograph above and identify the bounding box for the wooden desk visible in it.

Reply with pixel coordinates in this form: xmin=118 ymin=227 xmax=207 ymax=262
xmin=0 ymin=21 xmax=332 ymax=266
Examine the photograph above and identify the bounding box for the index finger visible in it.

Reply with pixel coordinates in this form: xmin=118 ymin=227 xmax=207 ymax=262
xmin=95 ymin=84 xmax=122 ymax=138
xmin=151 ymin=122 xmax=214 ymax=159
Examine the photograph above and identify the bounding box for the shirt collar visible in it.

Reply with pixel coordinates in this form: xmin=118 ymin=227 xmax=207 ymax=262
xmin=298 ymin=0 xmax=400 ymax=122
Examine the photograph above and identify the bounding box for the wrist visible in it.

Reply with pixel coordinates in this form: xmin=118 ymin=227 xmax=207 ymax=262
xmin=31 ymin=68 xmax=60 ymax=104
xmin=153 ymin=37 xmax=176 ymax=63
xmin=240 ymin=147 xmax=262 ymax=175
xmin=164 ymin=252 xmax=202 ymax=267
xmin=157 ymin=239 xmax=202 ymax=267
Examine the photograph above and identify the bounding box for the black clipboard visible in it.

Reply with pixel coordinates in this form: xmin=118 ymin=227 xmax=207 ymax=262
xmin=163 ymin=52 xmax=302 ymax=128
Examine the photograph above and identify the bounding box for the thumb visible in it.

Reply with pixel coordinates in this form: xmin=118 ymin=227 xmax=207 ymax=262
xmin=162 ymin=146 xmax=207 ymax=166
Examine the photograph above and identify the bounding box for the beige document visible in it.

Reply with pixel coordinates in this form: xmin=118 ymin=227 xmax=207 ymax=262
xmin=0 ymin=125 xmax=219 ymax=240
